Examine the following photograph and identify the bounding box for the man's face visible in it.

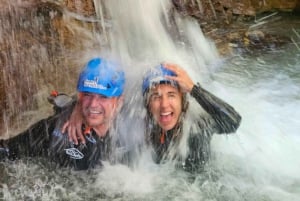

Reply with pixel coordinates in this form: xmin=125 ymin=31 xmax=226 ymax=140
xmin=80 ymin=92 xmax=120 ymax=132
xmin=148 ymin=84 xmax=183 ymax=131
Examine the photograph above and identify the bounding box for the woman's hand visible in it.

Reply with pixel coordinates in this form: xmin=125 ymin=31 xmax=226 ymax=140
xmin=61 ymin=103 xmax=85 ymax=145
xmin=162 ymin=62 xmax=195 ymax=93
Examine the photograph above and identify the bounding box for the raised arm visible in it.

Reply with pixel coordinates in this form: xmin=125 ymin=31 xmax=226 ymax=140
xmin=190 ymin=84 xmax=241 ymax=134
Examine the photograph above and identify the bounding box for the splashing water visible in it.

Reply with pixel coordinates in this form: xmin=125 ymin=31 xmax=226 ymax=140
xmin=1 ymin=0 xmax=300 ymax=200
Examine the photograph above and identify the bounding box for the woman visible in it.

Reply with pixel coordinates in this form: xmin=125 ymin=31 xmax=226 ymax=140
xmin=142 ymin=63 xmax=241 ymax=172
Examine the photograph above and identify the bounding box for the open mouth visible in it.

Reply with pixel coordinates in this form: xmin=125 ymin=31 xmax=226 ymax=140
xmin=88 ymin=109 xmax=104 ymax=116
xmin=90 ymin=110 xmax=103 ymax=114
xmin=160 ymin=111 xmax=173 ymax=123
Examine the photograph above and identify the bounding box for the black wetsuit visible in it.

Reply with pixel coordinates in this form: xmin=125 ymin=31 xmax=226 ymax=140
xmin=0 ymin=95 xmax=125 ymax=171
xmin=150 ymin=84 xmax=242 ymax=172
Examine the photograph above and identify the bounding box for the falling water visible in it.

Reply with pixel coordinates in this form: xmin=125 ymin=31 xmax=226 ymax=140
xmin=1 ymin=0 xmax=300 ymax=200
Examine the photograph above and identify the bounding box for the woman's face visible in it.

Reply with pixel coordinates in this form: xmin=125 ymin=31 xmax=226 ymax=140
xmin=148 ymin=84 xmax=183 ymax=131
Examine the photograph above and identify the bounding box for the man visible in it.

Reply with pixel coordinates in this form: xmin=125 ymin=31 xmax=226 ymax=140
xmin=0 ymin=57 xmax=126 ymax=170
xmin=142 ymin=63 xmax=241 ymax=172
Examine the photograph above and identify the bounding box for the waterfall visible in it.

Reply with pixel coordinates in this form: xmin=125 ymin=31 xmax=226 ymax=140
xmin=92 ymin=0 xmax=223 ymax=162
xmin=94 ymin=0 xmax=219 ymax=79
xmin=1 ymin=0 xmax=299 ymax=200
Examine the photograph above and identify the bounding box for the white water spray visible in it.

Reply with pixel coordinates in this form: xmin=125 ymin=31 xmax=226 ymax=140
xmin=96 ymin=0 xmax=218 ymax=79
xmin=89 ymin=0 xmax=300 ymax=200
xmin=1 ymin=0 xmax=300 ymax=200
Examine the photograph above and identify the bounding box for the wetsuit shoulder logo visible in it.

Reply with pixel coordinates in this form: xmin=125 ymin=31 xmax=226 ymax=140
xmin=52 ymin=129 xmax=64 ymax=137
xmin=65 ymin=148 xmax=84 ymax=159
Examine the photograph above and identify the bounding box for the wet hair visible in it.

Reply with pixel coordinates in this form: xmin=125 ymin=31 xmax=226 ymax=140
xmin=143 ymin=84 xmax=189 ymax=146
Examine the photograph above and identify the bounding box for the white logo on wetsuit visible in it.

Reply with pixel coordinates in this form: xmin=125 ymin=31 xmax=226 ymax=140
xmin=65 ymin=148 xmax=84 ymax=159
xmin=85 ymin=134 xmax=96 ymax=144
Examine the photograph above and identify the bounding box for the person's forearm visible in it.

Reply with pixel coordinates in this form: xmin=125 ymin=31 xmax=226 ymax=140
xmin=190 ymin=83 xmax=241 ymax=133
xmin=0 ymin=118 xmax=54 ymax=160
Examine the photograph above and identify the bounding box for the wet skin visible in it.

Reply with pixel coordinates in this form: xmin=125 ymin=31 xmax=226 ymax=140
xmin=149 ymin=84 xmax=183 ymax=132
xmin=80 ymin=92 xmax=119 ymax=137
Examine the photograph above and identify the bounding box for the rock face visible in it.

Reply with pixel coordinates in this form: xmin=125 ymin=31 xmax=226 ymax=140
xmin=172 ymin=0 xmax=299 ymax=22
xmin=63 ymin=0 xmax=95 ymax=16
xmin=0 ymin=0 xmax=297 ymax=137
xmin=0 ymin=1 xmax=89 ymax=136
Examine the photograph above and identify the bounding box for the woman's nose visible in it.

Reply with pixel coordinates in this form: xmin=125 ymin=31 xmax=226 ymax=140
xmin=160 ymin=95 xmax=169 ymax=108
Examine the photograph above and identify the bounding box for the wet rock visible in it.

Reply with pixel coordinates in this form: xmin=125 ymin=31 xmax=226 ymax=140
xmin=0 ymin=1 xmax=76 ymax=137
xmin=63 ymin=0 xmax=96 ymax=17
xmin=172 ymin=0 xmax=299 ymax=23
xmin=227 ymin=29 xmax=291 ymax=55
xmin=245 ymin=30 xmax=265 ymax=40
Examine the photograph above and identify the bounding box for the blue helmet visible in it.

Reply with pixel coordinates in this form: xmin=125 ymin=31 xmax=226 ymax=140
xmin=77 ymin=57 xmax=125 ymax=97
xmin=142 ymin=64 xmax=178 ymax=95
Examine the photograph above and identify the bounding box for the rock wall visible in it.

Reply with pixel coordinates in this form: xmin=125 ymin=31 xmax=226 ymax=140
xmin=172 ymin=0 xmax=299 ymax=23
xmin=0 ymin=1 xmax=95 ymax=136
